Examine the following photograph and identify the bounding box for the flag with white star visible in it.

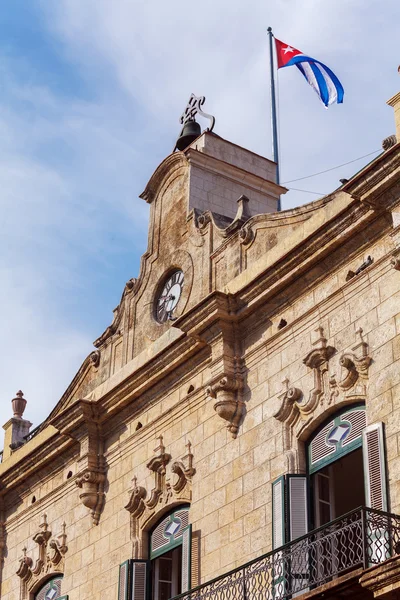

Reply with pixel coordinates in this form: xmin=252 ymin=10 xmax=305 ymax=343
xmin=274 ymin=37 xmax=344 ymax=107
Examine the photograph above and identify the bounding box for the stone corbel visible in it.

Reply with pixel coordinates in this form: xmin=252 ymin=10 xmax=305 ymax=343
xmin=76 ymin=469 xmax=106 ymax=525
xmin=51 ymin=400 xmax=107 ymax=526
xmin=206 ymin=373 xmax=244 ymax=438
xmin=17 ymin=516 xmax=68 ymax=597
xmin=303 ymin=326 xmax=336 ymax=410
xmin=174 ymin=291 xmax=245 ymax=438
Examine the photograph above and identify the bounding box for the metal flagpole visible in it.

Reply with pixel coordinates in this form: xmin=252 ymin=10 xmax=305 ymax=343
xmin=267 ymin=27 xmax=281 ymax=210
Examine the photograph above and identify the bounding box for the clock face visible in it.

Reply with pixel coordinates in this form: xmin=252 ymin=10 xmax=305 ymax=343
xmin=156 ymin=270 xmax=184 ymax=323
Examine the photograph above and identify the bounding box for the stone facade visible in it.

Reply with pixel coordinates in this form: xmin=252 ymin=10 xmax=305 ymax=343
xmin=1 ymin=88 xmax=400 ymax=600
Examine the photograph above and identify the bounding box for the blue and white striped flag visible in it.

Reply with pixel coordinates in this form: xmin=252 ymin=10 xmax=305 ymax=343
xmin=275 ymin=37 xmax=344 ymax=107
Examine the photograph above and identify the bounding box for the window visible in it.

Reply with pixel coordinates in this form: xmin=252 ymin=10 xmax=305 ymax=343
xmin=119 ymin=507 xmax=192 ymax=600
xmin=34 ymin=576 xmax=67 ymax=600
xmin=271 ymin=405 xmax=389 ymax=595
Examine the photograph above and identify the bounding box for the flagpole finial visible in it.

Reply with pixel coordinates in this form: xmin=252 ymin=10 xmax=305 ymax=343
xmin=267 ymin=27 xmax=272 ymax=33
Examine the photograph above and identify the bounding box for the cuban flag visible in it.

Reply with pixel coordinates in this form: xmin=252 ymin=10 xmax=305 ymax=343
xmin=274 ymin=37 xmax=344 ymax=107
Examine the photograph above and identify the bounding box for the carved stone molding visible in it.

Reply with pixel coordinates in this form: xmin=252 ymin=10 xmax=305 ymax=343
xmin=89 ymin=350 xmax=101 ymax=368
xmin=16 ymin=515 xmax=68 ymax=599
xmin=239 ymin=222 xmax=254 ymax=245
xmin=174 ymin=292 xmax=246 ymax=438
xmin=125 ymin=438 xmax=195 ymax=559
xmin=303 ymin=326 xmax=336 ymax=412
xmin=274 ymin=326 xmax=372 ymax=448
xmin=52 ymin=400 xmax=107 ymax=526
xmin=391 ymin=256 xmax=400 ymax=271
xmin=382 ymin=134 xmax=397 ymax=150
xmin=76 ymin=469 xmax=106 ymax=525
xmin=329 ymin=328 xmax=372 ymax=397
xmin=206 ymin=373 xmax=245 ymax=439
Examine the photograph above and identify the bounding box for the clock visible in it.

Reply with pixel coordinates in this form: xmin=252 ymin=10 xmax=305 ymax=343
xmin=155 ymin=270 xmax=184 ymax=323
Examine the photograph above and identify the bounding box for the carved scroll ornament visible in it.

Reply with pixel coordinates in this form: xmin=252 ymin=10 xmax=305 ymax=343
xmin=125 ymin=438 xmax=195 ymax=558
xmin=274 ymin=326 xmax=372 ymax=429
xmin=17 ymin=515 xmax=68 ymax=598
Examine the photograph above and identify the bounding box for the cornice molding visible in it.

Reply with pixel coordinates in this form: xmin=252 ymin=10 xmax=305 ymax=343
xmin=140 ymin=152 xmax=188 ymax=204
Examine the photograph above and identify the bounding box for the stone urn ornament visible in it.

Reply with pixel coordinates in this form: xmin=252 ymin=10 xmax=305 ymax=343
xmin=12 ymin=391 xmax=27 ymax=418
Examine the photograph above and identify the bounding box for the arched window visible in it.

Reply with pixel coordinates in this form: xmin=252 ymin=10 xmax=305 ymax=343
xmin=119 ymin=506 xmax=192 ymax=600
xmin=272 ymin=404 xmax=388 ymax=545
xmin=34 ymin=576 xmax=67 ymax=600
xmin=271 ymin=405 xmax=389 ymax=595
xmin=150 ymin=507 xmax=191 ymax=600
xmin=309 ymin=404 xmax=366 ymax=528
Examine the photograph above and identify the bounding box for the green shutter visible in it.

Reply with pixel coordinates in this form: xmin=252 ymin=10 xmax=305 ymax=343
xmin=119 ymin=560 xmax=131 ymax=600
xmin=181 ymin=524 xmax=192 ymax=592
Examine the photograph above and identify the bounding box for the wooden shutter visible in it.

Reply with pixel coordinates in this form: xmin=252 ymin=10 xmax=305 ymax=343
xmin=119 ymin=560 xmax=131 ymax=600
xmin=287 ymin=476 xmax=308 ymax=541
xmin=181 ymin=524 xmax=192 ymax=592
xmin=131 ymin=561 xmax=149 ymax=600
xmin=272 ymin=476 xmax=286 ymax=549
xmin=362 ymin=423 xmax=388 ymax=511
xmin=287 ymin=475 xmax=309 ymax=596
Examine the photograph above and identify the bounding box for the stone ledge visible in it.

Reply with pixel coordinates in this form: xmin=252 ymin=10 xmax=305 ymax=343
xmin=360 ymin=555 xmax=400 ymax=598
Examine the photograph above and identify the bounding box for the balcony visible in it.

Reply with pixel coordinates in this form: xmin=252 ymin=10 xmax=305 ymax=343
xmin=175 ymin=507 xmax=400 ymax=600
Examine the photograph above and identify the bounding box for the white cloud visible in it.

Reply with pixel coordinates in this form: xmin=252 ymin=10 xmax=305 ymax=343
xmin=1 ymin=0 xmax=399 ymax=445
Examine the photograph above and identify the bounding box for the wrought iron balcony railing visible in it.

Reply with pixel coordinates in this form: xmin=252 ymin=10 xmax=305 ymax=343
xmin=174 ymin=506 xmax=400 ymax=600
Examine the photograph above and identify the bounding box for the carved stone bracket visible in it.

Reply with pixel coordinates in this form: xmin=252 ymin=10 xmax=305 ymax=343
xmin=174 ymin=292 xmax=246 ymax=438
xmin=76 ymin=469 xmax=106 ymax=526
xmin=51 ymin=400 xmax=107 ymax=526
xmin=16 ymin=515 xmax=68 ymax=598
xmin=125 ymin=438 xmax=195 ymax=559
xmin=206 ymin=373 xmax=245 ymax=438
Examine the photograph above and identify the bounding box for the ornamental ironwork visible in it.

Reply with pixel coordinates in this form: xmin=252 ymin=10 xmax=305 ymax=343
xmin=179 ymin=94 xmax=215 ymax=132
xmin=172 ymin=506 xmax=400 ymax=600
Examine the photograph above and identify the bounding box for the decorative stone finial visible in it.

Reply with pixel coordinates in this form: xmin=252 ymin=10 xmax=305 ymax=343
xmin=12 ymin=391 xmax=27 ymax=418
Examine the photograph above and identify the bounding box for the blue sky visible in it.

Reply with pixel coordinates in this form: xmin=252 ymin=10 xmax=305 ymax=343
xmin=0 ymin=0 xmax=399 ymax=439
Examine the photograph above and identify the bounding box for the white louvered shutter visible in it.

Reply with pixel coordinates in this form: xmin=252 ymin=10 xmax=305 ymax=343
xmin=362 ymin=423 xmax=388 ymax=512
xmin=363 ymin=423 xmax=389 ymax=564
xmin=181 ymin=524 xmax=192 ymax=592
xmin=287 ymin=476 xmax=308 ymax=541
xmin=272 ymin=477 xmax=286 ymax=549
xmin=272 ymin=477 xmax=287 ymax=600
xmin=287 ymin=476 xmax=309 ymax=596
xmin=131 ymin=561 xmax=149 ymax=600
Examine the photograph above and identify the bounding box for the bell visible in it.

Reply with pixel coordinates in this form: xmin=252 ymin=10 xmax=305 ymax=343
xmin=176 ymin=120 xmax=201 ymax=151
